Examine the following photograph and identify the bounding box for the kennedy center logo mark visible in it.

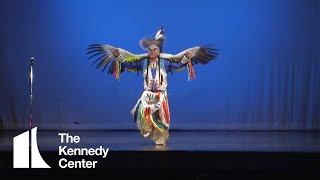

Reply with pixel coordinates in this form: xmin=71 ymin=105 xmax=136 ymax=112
xmin=13 ymin=127 xmax=51 ymax=168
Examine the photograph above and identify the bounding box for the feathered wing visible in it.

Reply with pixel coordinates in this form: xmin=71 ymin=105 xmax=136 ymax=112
xmin=160 ymin=45 xmax=219 ymax=80
xmin=86 ymin=44 xmax=148 ymax=79
xmin=160 ymin=45 xmax=218 ymax=64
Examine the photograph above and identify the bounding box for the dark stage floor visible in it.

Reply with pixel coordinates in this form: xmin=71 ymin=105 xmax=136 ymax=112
xmin=1 ymin=130 xmax=320 ymax=179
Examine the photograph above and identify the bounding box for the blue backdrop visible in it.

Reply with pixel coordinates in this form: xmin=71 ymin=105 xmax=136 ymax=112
xmin=0 ymin=0 xmax=319 ymax=130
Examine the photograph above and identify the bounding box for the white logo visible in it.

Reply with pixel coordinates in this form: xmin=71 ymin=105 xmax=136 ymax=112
xmin=13 ymin=127 xmax=51 ymax=168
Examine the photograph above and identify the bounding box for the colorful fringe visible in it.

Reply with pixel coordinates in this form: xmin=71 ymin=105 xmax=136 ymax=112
xmin=187 ymin=61 xmax=196 ymax=81
xmin=113 ymin=61 xmax=121 ymax=80
xmin=133 ymin=91 xmax=170 ymax=142
xmin=162 ymin=96 xmax=170 ymax=124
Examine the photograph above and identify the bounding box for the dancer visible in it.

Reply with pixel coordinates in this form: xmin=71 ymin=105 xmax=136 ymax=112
xmin=86 ymin=26 xmax=218 ymax=145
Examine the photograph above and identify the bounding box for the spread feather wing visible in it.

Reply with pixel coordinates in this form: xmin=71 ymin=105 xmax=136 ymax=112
xmin=86 ymin=44 xmax=148 ymax=75
xmin=160 ymin=45 xmax=218 ymax=65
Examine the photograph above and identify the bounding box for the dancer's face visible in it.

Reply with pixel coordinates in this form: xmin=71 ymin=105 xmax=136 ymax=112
xmin=148 ymin=46 xmax=160 ymax=60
